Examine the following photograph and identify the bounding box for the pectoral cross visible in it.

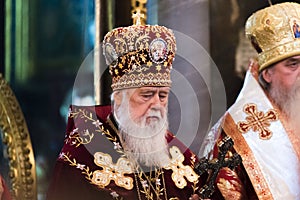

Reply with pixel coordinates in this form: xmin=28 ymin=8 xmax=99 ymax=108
xmin=132 ymin=9 xmax=145 ymax=25
xmin=194 ymin=136 xmax=242 ymax=199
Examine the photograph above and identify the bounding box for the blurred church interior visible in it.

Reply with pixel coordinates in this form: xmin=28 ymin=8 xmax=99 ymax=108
xmin=0 ymin=0 xmax=296 ymax=199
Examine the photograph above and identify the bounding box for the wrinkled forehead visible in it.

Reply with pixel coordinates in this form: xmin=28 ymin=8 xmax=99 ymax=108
xmin=129 ymin=86 xmax=171 ymax=94
xmin=262 ymin=54 xmax=300 ymax=71
xmin=115 ymin=87 xmax=171 ymax=102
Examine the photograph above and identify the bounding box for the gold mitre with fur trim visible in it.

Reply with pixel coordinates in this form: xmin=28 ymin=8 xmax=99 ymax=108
xmin=102 ymin=23 xmax=176 ymax=91
xmin=245 ymin=2 xmax=300 ymax=71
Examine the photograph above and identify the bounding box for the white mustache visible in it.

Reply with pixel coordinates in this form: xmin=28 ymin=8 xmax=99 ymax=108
xmin=146 ymin=110 xmax=163 ymax=119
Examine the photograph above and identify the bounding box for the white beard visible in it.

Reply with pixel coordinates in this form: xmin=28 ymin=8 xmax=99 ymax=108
xmin=269 ymin=79 xmax=300 ymax=133
xmin=114 ymin=91 xmax=170 ymax=168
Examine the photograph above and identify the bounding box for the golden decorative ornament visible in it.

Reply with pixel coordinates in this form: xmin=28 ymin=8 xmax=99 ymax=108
xmin=132 ymin=9 xmax=145 ymax=26
xmin=131 ymin=0 xmax=147 ymax=26
xmin=237 ymin=103 xmax=278 ymax=140
xmin=245 ymin=2 xmax=300 ymax=71
xmin=0 ymin=74 xmax=37 ymax=200
xmin=92 ymin=152 xmax=134 ymax=190
xmin=164 ymin=146 xmax=199 ymax=189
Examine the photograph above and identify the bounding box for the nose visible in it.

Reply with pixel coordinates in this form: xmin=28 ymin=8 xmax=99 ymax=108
xmin=296 ymin=67 xmax=300 ymax=80
xmin=150 ymin=93 xmax=161 ymax=109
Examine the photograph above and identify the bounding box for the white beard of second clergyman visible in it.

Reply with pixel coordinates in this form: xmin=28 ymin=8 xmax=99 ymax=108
xmin=269 ymin=78 xmax=300 ymax=134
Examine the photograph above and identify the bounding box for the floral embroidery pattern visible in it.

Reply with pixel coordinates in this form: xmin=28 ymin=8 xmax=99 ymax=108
xmin=60 ymin=152 xmax=95 ymax=186
xmin=110 ymin=191 xmax=122 ymax=199
xmin=65 ymin=127 xmax=94 ymax=147
xmin=237 ymin=103 xmax=278 ymax=140
xmin=66 ymin=108 xmax=123 ymax=153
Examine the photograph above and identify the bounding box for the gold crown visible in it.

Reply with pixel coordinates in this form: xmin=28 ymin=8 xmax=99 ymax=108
xmin=245 ymin=2 xmax=300 ymax=71
xmin=102 ymin=23 xmax=176 ymax=91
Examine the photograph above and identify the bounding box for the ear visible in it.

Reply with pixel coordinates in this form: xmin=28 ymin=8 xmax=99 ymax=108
xmin=262 ymin=69 xmax=272 ymax=83
xmin=113 ymin=91 xmax=122 ymax=107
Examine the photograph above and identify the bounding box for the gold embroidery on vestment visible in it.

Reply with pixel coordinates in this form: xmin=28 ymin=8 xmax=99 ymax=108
xmin=164 ymin=146 xmax=199 ymax=189
xmin=237 ymin=103 xmax=278 ymax=139
xmin=93 ymin=152 xmax=134 ymax=190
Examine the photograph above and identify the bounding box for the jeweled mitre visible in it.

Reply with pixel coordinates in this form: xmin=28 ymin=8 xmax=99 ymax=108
xmin=102 ymin=24 xmax=177 ymax=91
xmin=245 ymin=2 xmax=300 ymax=71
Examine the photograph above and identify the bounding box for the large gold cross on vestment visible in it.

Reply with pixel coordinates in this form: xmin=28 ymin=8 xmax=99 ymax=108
xmin=237 ymin=103 xmax=278 ymax=140
xmin=164 ymin=146 xmax=199 ymax=189
xmin=92 ymin=152 xmax=134 ymax=190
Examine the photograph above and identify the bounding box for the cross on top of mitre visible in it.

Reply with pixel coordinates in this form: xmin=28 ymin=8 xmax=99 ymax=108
xmin=132 ymin=9 xmax=145 ymax=25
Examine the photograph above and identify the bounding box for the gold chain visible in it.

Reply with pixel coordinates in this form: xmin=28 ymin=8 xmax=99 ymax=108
xmin=133 ymin=164 xmax=168 ymax=200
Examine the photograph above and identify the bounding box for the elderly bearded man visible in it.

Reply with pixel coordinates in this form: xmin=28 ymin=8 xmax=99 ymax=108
xmin=201 ymin=2 xmax=300 ymax=200
xmin=45 ymin=16 xmax=221 ymax=199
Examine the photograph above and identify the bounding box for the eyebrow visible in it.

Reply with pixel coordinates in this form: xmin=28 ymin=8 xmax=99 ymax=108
xmin=139 ymin=87 xmax=170 ymax=93
xmin=139 ymin=88 xmax=158 ymax=93
xmin=285 ymin=56 xmax=300 ymax=63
